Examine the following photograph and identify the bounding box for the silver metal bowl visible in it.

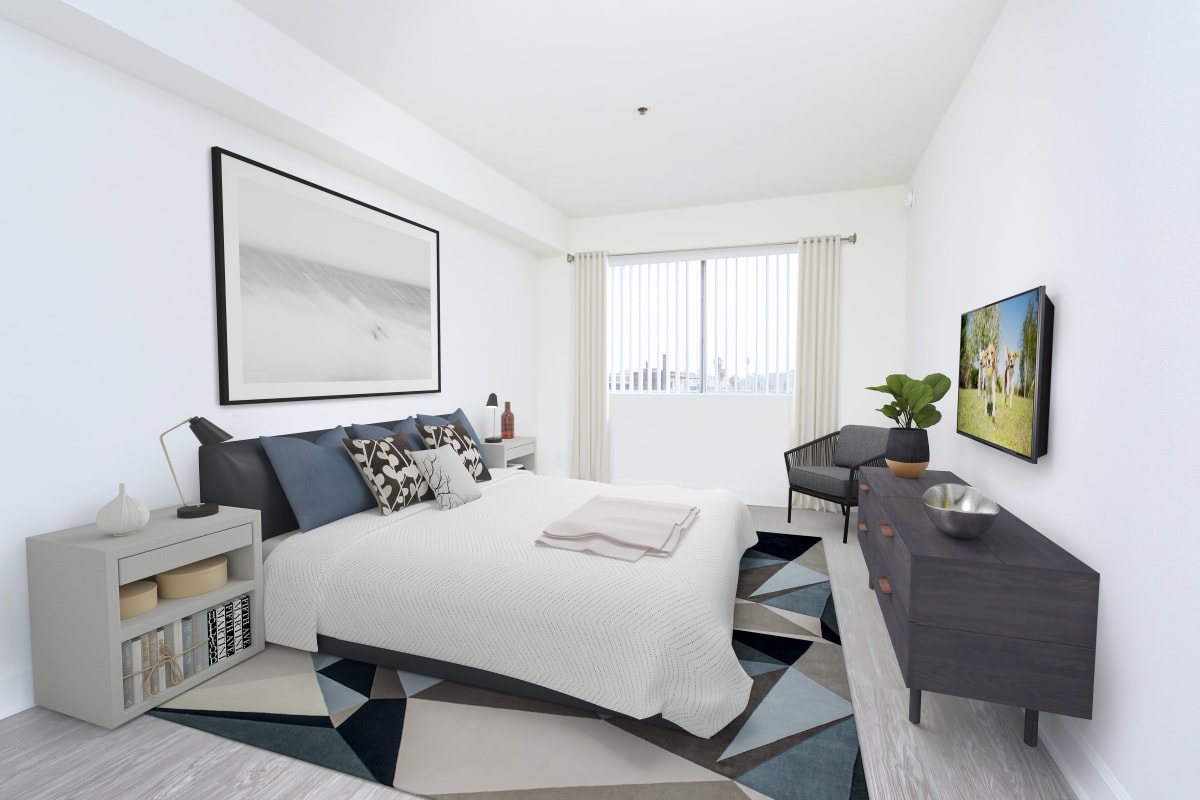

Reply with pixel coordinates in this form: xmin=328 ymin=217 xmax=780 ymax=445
xmin=921 ymin=483 xmax=1000 ymax=539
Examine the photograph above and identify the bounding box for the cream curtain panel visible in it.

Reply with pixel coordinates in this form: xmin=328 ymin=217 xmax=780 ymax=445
xmin=571 ymin=251 xmax=611 ymax=482
xmin=791 ymin=235 xmax=842 ymax=513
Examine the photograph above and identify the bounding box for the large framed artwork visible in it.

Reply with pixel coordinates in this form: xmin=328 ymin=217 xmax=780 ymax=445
xmin=211 ymin=147 xmax=440 ymax=404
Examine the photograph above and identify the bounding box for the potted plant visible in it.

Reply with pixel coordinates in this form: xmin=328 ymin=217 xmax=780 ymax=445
xmin=866 ymin=372 xmax=952 ymax=478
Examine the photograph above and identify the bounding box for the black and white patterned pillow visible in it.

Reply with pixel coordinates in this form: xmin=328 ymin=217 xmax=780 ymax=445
xmin=342 ymin=436 xmax=433 ymax=515
xmin=411 ymin=445 xmax=482 ymax=511
xmin=420 ymin=420 xmax=492 ymax=482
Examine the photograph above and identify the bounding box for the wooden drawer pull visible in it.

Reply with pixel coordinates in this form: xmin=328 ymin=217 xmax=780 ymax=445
xmin=859 ymin=483 xmax=868 ymax=492
xmin=858 ymin=522 xmax=867 ymax=534
xmin=878 ymin=576 xmax=892 ymax=595
xmin=879 ymin=523 xmax=895 ymax=539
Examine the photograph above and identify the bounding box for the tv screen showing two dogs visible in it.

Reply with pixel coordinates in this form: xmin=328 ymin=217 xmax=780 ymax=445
xmin=957 ymin=286 xmax=1053 ymax=462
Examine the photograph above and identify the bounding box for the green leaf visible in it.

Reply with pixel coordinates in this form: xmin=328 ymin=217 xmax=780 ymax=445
xmin=923 ymin=373 xmax=952 ymax=402
xmin=877 ymin=404 xmax=900 ymax=422
xmin=865 ymin=384 xmax=896 ymax=396
xmin=902 ymin=381 xmax=934 ymax=414
xmin=885 ymin=374 xmax=910 ymax=396
xmin=914 ymin=407 xmax=942 ymax=428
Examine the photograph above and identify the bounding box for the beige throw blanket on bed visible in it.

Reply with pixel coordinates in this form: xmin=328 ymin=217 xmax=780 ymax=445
xmin=537 ymin=495 xmax=700 ymax=561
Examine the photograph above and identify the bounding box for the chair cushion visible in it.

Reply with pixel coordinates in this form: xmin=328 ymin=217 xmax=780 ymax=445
xmin=788 ymin=465 xmax=853 ymax=500
xmin=833 ymin=425 xmax=890 ymax=468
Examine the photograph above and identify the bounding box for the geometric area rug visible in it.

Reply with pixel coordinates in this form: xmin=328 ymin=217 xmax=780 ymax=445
xmin=151 ymin=532 xmax=869 ymax=800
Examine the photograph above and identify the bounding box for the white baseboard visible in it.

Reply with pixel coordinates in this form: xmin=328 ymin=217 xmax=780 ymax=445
xmin=1042 ymin=715 xmax=1131 ymax=800
xmin=0 ymin=666 xmax=34 ymax=721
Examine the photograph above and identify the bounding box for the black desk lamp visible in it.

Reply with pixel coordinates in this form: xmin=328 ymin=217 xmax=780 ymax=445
xmin=484 ymin=393 xmax=501 ymax=443
xmin=160 ymin=416 xmax=232 ymax=518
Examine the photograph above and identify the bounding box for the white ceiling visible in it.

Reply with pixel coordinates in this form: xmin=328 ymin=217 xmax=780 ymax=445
xmin=234 ymin=0 xmax=1005 ymax=219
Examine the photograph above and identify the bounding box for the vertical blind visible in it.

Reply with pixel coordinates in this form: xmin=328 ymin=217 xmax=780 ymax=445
xmin=608 ymin=245 xmax=798 ymax=395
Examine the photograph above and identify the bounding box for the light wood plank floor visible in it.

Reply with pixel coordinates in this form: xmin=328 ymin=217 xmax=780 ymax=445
xmin=0 ymin=506 xmax=1076 ymax=800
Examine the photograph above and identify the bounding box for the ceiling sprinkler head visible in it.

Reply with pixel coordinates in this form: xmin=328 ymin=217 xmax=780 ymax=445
xmin=637 ymin=106 xmax=648 ymax=115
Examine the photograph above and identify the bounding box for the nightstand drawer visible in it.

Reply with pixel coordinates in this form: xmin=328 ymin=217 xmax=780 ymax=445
xmin=118 ymin=524 xmax=252 ymax=584
xmin=506 ymin=440 xmax=536 ymax=460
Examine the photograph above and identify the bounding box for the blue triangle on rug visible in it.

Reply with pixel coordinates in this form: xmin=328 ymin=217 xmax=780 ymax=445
xmin=334 ymin=699 xmax=407 ymax=785
xmin=150 ymin=709 xmax=378 ymax=783
xmin=762 ymin=581 xmax=833 ymax=617
xmin=735 ymin=717 xmax=863 ymax=800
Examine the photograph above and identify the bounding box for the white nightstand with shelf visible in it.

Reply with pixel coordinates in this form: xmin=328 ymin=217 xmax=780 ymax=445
xmin=26 ymin=505 xmax=264 ymax=728
xmin=482 ymin=435 xmax=536 ymax=472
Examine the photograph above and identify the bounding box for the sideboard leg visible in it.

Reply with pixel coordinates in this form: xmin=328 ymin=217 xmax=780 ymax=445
xmin=1023 ymin=709 xmax=1039 ymax=747
xmin=909 ymin=688 xmax=922 ymax=724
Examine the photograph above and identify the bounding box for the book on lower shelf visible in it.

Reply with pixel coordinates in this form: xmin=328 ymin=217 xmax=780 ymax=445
xmin=121 ymin=593 xmax=252 ymax=708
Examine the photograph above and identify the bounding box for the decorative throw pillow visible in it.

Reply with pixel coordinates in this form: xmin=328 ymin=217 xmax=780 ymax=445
xmin=260 ymin=426 xmax=375 ymax=532
xmin=350 ymin=417 xmax=425 ymax=452
xmin=411 ymin=445 xmax=482 ymax=511
xmin=416 ymin=409 xmax=486 ymax=455
xmin=419 ymin=420 xmax=492 ymax=482
xmin=341 ymin=436 xmax=433 ymax=514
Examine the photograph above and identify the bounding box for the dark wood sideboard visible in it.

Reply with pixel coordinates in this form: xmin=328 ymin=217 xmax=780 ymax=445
xmin=856 ymin=467 xmax=1099 ymax=746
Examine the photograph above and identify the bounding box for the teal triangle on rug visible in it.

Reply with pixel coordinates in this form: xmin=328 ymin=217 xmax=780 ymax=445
xmin=151 ymin=532 xmax=867 ymax=799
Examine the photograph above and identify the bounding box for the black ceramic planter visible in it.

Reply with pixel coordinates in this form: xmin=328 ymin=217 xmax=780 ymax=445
xmin=886 ymin=428 xmax=930 ymax=478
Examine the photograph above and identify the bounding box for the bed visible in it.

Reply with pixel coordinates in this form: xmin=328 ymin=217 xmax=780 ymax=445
xmin=198 ymin=419 xmax=756 ymax=738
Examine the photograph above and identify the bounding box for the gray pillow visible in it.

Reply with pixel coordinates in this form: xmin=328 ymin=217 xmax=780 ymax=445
xmin=411 ymin=445 xmax=482 ymax=510
xmin=260 ymin=426 xmax=374 ymax=532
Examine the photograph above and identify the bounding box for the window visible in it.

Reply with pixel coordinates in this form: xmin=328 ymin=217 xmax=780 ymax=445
xmin=608 ymin=246 xmax=797 ymax=395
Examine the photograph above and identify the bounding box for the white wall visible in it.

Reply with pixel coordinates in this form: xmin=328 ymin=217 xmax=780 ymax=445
xmin=0 ymin=20 xmax=541 ymax=718
xmin=537 ymin=188 xmax=909 ymax=505
xmin=907 ymin=2 xmax=1200 ymax=798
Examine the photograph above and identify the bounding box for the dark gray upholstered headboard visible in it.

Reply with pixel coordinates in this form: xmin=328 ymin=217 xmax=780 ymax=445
xmin=198 ymin=419 xmax=404 ymax=539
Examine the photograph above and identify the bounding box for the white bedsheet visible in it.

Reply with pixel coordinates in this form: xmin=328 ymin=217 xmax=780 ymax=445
xmin=264 ymin=470 xmax=756 ymax=737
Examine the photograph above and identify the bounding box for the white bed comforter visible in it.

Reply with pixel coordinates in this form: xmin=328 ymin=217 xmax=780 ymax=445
xmin=264 ymin=470 xmax=756 ymax=737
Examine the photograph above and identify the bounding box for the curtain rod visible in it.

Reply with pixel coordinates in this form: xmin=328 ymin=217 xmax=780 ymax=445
xmin=565 ymin=233 xmax=856 ymax=262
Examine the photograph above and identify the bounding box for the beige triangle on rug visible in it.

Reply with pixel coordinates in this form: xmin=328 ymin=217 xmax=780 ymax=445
xmin=733 ymin=600 xmax=819 ymax=639
xmin=183 ymin=642 xmax=318 ymax=687
xmin=393 ymin=698 xmax=726 ymax=796
xmin=159 ymin=672 xmax=326 ymax=716
xmin=752 ymin=604 xmax=826 ymax=640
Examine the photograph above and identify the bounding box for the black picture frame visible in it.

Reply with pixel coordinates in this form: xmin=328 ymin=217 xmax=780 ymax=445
xmin=211 ymin=147 xmax=441 ymax=404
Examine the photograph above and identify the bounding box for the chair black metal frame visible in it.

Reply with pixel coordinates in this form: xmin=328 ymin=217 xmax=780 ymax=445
xmin=784 ymin=430 xmax=888 ymax=543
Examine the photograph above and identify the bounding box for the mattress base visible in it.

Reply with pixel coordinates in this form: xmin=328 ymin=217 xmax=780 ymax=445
xmin=316 ymin=634 xmax=685 ymax=732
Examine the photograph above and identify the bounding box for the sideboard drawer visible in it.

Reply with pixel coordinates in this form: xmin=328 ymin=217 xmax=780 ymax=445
xmin=872 ymin=570 xmax=911 ymax=682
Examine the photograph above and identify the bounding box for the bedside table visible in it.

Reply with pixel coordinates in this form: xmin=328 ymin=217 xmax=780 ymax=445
xmin=482 ymin=435 xmax=536 ymax=471
xmin=26 ymin=505 xmax=264 ymax=728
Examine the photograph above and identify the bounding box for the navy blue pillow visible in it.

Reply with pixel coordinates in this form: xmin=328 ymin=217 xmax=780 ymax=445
xmin=350 ymin=417 xmax=424 ymax=451
xmin=416 ymin=409 xmax=485 ymax=455
xmin=260 ymin=426 xmax=375 ymax=532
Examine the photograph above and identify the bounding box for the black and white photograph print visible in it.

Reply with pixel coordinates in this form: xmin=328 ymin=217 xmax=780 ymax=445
xmin=212 ymin=147 xmax=440 ymax=404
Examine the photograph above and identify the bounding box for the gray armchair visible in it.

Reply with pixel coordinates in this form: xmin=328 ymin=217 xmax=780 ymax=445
xmin=784 ymin=425 xmax=890 ymax=542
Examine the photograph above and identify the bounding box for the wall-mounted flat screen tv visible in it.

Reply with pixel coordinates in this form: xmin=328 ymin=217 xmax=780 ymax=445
xmin=957 ymin=286 xmax=1054 ymax=462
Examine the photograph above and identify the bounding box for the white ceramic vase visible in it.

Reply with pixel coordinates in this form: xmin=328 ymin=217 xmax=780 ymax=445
xmin=96 ymin=483 xmax=150 ymax=536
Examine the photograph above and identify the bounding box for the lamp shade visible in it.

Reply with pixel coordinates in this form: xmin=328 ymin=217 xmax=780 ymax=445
xmin=485 ymin=393 xmax=499 ymax=409
xmin=188 ymin=416 xmax=233 ymax=445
